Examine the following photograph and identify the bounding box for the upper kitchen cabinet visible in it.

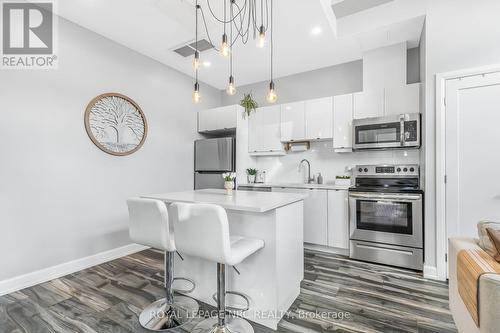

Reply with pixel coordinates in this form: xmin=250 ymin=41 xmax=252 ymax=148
xmin=248 ymin=105 xmax=284 ymax=155
xmin=385 ymin=83 xmax=420 ymax=116
xmin=280 ymin=101 xmax=305 ymax=142
xmin=305 ymin=97 xmax=333 ymax=140
xmin=353 ymin=83 xmax=421 ymax=119
xmin=333 ymin=94 xmax=354 ymax=151
xmin=198 ymin=105 xmax=237 ymax=132
xmin=353 ymin=89 xmax=385 ymax=119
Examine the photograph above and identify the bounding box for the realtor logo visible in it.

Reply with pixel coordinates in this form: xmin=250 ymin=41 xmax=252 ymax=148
xmin=1 ymin=0 xmax=58 ymax=69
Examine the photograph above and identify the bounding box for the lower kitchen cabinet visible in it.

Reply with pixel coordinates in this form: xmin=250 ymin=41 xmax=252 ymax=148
xmin=272 ymin=187 xmax=328 ymax=246
xmin=327 ymin=190 xmax=349 ymax=250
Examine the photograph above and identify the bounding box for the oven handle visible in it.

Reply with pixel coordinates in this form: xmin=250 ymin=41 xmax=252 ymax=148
xmin=356 ymin=243 xmax=415 ymax=256
xmin=349 ymin=192 xmax=422 ymax=201
xmin=400 ymin=114 xmax=406 ymax=146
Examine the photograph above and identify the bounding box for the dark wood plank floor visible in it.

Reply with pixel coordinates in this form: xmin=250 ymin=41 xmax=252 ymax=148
xmin=0 ymin=249 xmax=457 ymax=333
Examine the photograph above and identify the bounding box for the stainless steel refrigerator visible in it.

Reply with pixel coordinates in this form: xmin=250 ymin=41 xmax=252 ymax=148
xmin=194 ymin=137 xmax=235 ymax=190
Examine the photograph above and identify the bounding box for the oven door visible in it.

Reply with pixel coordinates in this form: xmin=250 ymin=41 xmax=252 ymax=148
xmin=349 ymin=192 xmax=423 ymax=248
xmin=353 ymin=120 xmax=403 ymax=150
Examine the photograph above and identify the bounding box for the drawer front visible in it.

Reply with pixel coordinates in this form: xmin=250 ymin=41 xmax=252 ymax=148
xmin=349 ymin=240 xmax=423 ymax=270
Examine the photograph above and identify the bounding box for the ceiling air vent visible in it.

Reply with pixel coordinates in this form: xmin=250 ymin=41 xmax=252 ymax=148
xmin=173 ymin=39 xmax=213 ymax=57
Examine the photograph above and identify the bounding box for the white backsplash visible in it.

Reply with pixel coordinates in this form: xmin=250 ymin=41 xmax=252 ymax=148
xmin=256 ymin=141 xmax=420 ymax=185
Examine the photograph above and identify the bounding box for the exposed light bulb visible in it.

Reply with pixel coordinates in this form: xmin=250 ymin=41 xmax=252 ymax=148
xmin=193 ymin=51 xmax=200 ymax=70
xmin=193 ymin=82 xmax=201 ymax=103
xmin=220 ymin=34 xmax=230 ymax=57
xmin=257 ymin=25 xmax=266 ymax=48
xmin=266 ymin=81 xmax=277 ymax=103
xmin=226 ymin=76 xmax=236 ymax=95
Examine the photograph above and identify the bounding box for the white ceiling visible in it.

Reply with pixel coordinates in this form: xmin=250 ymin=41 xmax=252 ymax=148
xmin=57 ymin=0 xmax=426 ymax=89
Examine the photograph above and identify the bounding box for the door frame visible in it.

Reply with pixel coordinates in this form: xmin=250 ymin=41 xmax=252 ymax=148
xmin=435 ymin=64 xmax=500 ymax=280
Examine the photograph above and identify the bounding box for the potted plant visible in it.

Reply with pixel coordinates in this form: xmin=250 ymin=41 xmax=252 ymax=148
xmin=246 ymin=168 xmax=257 ymax=183
xmin=222 ymin=172 xmax=237 ymax=195
xmin=240 ymin=92 xmax=258 ymax=118
xmin=335 ymin=175 xmax=351 ymax=187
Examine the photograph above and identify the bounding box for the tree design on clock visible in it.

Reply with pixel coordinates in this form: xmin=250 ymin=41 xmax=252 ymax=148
xmin=84 ymin=93 xmax=147 ymax=156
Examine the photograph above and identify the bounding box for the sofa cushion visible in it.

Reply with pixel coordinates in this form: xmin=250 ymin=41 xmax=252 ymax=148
xmin=477 ymin=221 xmax=500 ymax=257
xmin=486 ymin=228 xmax=500 ymax=263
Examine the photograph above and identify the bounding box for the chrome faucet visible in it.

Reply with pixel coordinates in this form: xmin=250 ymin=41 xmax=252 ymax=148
xmin=298 ymin=159 xmax=314 ymax=184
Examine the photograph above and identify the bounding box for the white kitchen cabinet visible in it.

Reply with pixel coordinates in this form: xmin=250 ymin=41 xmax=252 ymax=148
xmin=198 ymin=105 xmax=237 ymax=132
xmin=385 ymin=83 xmax=420 ymax=116
xmin=333 ymin=94 xmax=354 ymax=150
xmin=327 ymin=190 xmax=349 ymax=250
xmin=280 ymin=101 xmax=305 ymax=141
xmin=248 ymin=105 xmax=284 ymax=154
xmin=272 ymin=187 xmax=328 ymax=246
xmin=305 ymin=97 xmax=333 ymax=140
xmin=353 ymin=89 xmax=385 ymax=119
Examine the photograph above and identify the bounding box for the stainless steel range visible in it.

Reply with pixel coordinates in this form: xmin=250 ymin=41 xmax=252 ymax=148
xmin=348 ymin=164 xmax=424 ymax=270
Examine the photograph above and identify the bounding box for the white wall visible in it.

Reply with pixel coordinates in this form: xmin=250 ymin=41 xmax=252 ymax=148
xmin=422 ymin=0 xmax=500 ymax=274
xmin=0 ymin=18 xmax=220 ymax=282
xmin=221 ymin=60 xmax=363 ymax=106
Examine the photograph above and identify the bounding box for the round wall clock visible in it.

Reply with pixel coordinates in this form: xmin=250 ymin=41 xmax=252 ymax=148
xmin=84 ymin=93 xmax=148 ymax=156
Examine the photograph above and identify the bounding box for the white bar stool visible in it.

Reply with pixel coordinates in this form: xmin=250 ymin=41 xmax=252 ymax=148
xmin=127 ymin=198 xmax=199 ymax=331
xmin=171 ymin=202 xmax=265 ymax=333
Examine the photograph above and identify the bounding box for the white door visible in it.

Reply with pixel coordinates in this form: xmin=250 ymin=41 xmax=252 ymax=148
xmin=260 ymin=105 xmax=283 ymax=152
xmin=272 ymin=187 xmax=328 ymax=246
xmin=248 ymin=111 xmax=260 ymax=153
xmin=353 ymin=89 xmax=384 ymax=119
xmin=445 ymin=72 xmax=500 ymax=250
xmin=305 ymin=97 xmax=333 ymax=140
xmin=385 ymin=83 xmax=420 ymax=116
xmin=216 ymin=105 xmax=237 ymax=130
xmin=333 ymin=94 xmax=354 ymax=150
xmin=327 ymin=190 xmax=349 ymax=249
xmin=281 ymin=101 xmax=305 ymax=141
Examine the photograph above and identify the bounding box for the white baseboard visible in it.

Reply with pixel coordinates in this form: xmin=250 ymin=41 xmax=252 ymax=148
xmin=0 ymin=243 xmax=149 ymax=296
xmin=423 ymin=265 xmax=444 ymax=281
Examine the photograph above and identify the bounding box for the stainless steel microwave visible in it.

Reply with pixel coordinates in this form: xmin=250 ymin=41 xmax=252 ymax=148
xmin=352 ymin=113 xmax=421 ymax=150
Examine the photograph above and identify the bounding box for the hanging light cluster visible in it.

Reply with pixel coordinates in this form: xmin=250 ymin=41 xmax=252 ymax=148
xmin=193 ymin=0 xmax=276 ymax=104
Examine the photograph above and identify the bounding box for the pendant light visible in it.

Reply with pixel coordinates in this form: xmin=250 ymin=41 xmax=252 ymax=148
xmin=193 ymin=1 xmax=201 ymax=103
xmin=192 ymin=0 xmax=276 ymax=104
xmin=257 ymin=25 xmax=266 ymax=48
xmin=220 ymin=1 xmax=230 ymax=57
xmin=257 ymin=1 xmax=266 ymax=48
xmin=226 ymin=2 xmax=236 ymax=95
xmin=266 ymin=0 xmax=277 ymax=103
xmin=193 ymin=50 xmax=200 ymax=70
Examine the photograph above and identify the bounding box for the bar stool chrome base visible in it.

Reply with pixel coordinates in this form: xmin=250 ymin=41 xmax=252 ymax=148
xmin=191 ymin=315 xmax=254 ymax=333
xmin=139 ymin=295 xmax=199 ymax=331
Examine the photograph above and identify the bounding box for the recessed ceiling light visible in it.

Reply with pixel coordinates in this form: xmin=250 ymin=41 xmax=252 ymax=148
xmin=311 ymin=26 xmax=322 ymax=36
xmin=203 ymin=61 xmax=211 ymax=68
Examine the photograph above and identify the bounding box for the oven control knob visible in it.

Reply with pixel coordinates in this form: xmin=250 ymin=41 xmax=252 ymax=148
xmin=410 ymin=167 xmax=415 ymax=172
xmin=397 ymin=168 xmax=401 ymax=172
xmin=403 ymin=168 xmax=408 ymax=172
xmin=364 ymin=168 xmax=368 ymax=172
xmin=358 ymin=168 xmax=363 ymax=172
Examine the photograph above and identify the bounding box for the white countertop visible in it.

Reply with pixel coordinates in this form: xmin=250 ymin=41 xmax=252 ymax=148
xmin=238 ymin=182 xmax=351 ymax=191
xmin=141 ymin=189 xmax=307 ymax=213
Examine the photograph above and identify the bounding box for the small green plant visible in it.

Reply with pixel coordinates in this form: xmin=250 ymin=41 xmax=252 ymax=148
xmin=336 ymin=175 xmax=351 ymax=179
xmin=240 ymin=92 xmax=258 ymax=118
xmin=222 ymin=172 xmax=236 ymax=181
xmin=246 ymin=168 xmax=257 ymax=175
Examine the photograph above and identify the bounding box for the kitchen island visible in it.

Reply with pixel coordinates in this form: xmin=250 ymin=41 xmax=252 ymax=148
xmin=141 ymin=189 xmax=306 ymax=330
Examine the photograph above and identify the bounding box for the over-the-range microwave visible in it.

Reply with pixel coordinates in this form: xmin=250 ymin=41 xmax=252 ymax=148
xmin=352 ymin=113 xmax=421 ymax=150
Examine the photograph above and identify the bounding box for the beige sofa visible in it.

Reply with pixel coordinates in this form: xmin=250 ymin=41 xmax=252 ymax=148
xmin=448 ymin=238 xmax=500 ymax=333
